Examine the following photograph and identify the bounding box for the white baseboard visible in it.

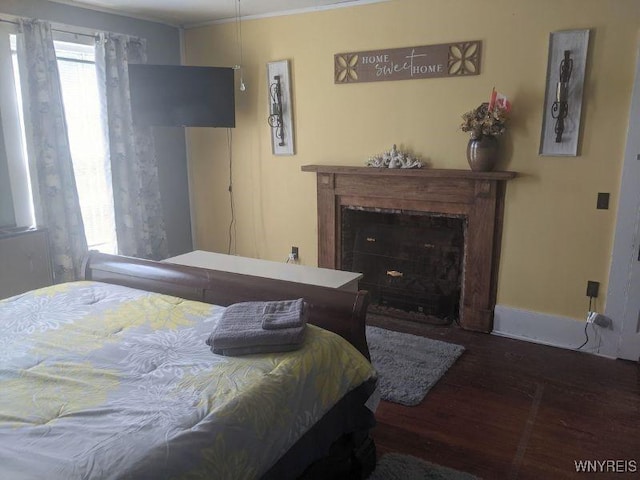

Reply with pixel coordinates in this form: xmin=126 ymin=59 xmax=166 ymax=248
xmin=492 ymin=305 xmax=617 ymax=359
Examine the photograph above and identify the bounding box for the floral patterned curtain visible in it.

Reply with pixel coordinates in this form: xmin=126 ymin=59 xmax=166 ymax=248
xmin=95 ymin=34 xmax=168 ymax=260
xmin=19 ymin=20 xmax=88 ymax=282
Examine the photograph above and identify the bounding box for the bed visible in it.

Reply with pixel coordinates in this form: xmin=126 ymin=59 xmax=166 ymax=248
xmin=0 ymin=251 xmax=378 ymax=479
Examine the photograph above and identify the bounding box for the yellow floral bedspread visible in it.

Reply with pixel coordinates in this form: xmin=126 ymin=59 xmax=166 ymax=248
xmin=0 ymin=281 xmax=376 ymax=480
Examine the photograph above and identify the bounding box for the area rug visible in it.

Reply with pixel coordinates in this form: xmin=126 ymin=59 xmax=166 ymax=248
xmin=366 ymin=326 xmax=465 ymax=406
xmin=368 ymin=453 xmax=479 ymax=480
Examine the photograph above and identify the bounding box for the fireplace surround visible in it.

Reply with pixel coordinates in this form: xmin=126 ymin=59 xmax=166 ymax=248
xmin=302 ymin=165 xmax=516 ymax=332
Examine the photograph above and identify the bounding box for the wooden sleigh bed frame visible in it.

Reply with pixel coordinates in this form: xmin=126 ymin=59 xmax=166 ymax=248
xmin=81 ymin=251 xmax=377 ymax=479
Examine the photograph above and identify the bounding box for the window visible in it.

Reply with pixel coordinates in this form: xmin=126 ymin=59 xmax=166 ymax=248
xmin=0 ymin=25 xmax=33 ymax=228
xmin=5 ymin=32 xmax=117 ymax=253
xmin=54 ymin=41 xmax=117 ymax=254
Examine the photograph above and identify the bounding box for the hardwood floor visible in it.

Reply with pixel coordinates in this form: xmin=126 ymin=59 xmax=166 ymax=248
xmin=368 ymin=316 xmax=640 ymax=479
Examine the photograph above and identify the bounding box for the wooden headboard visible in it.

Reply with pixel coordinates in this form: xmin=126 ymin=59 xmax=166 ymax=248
xmin=82 ymin=251 xmax=371 ymax=360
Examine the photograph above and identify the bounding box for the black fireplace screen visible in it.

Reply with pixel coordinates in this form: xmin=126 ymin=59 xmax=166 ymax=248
xmin=341 ymin=207 xmax=465 ymax=322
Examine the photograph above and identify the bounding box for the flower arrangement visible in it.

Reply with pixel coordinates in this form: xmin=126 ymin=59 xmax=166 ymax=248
xmin=460 ymin=89 xmax=511 ymax=140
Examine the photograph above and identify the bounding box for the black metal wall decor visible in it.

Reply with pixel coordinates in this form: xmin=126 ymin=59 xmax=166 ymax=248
xmin=267 ymin=75 xmax=284 ymax=147
xmin=539 ymin=29 xmax=590 ymax=156
xmin=266 ymin=60 xmax=294 ymax=156
xmin=551 ymin=50 xmax=573 ymax=143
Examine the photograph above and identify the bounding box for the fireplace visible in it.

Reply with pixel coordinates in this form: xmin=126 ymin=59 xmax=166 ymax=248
xmin=302 ymin=165 xmax=516 ymax=332
xmin=341 ymin=207 xmax=464 ymax=324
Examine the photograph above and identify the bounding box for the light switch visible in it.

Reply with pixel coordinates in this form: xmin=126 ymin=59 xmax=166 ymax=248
xmin=596 ymin=193 xmax=610 ymax=210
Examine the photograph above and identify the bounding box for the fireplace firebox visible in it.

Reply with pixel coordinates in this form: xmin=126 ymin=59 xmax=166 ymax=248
xmin=341 ymin=207 xmax=464 ymax=323
xmin=302 ymin=165 xmax=516 ymax=332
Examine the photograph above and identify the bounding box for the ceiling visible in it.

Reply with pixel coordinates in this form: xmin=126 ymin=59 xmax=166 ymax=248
xmin=50 ymin=0 xmax=389 ymax=27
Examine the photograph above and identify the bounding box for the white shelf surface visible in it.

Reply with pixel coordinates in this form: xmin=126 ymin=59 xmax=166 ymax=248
xmin=164 ymin=250 xmax=363 ymax=292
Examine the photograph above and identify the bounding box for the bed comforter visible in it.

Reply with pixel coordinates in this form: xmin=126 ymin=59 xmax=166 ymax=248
xmin=0 ymin=281 xmax=376 ymax=479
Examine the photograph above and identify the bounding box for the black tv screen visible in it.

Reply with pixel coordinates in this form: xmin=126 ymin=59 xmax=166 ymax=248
xmin=128 ymin=64 xmax=235 ymax=128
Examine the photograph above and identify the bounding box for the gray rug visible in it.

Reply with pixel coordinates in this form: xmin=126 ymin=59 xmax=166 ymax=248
xmin=368 ymin=453 xmax=479 ymax=480
xmin=366 ymin=326 xmax=464 ymax=406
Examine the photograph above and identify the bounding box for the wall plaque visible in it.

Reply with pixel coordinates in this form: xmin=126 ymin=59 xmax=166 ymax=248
xmin=334 ymin=41 xmax=481 ymax=84
xmin=539 ymin=29 xmax=590 ymax=156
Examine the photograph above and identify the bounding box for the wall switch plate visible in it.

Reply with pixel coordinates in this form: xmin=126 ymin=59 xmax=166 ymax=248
xmin=586 ymin=280 xmax=600 ymax=298
xmin=596 ymin=193 xmax=610 ymax=210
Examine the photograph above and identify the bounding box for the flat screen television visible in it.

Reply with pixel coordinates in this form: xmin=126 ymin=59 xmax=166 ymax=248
xmin=128 ymin=64 xmax=235 ymax=128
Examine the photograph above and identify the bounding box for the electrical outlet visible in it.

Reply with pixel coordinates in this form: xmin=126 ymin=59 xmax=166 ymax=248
xmin=288 ymin=246 xmax=299 ymax=262
xmin=586 ymin=281 xmax=599 ymax=298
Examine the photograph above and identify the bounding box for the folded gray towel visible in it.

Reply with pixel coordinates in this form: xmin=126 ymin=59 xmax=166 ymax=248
xmin=212 ymin=342 xmax=303 ymax=356
xmin=262 ymin=298 xmax=307 ymax=330
xmin=207 ymin=301 xmax=307 ymax=352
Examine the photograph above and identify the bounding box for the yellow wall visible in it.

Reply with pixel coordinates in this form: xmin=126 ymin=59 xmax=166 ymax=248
xmin=184 ymin=0 xmax=639 ymax=321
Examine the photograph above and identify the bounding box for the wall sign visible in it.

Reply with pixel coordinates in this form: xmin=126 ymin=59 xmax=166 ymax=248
xmin=334 ymin=41 xmax=481 ymax=84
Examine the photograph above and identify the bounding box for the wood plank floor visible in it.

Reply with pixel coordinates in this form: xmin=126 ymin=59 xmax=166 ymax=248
xmin=368 ymin=316 xmax=640 ymax=479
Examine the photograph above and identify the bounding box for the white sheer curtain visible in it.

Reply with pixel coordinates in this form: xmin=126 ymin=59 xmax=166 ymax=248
xmin=18 ymin=19 xmax=88 ymax=282
xmin=95 ymin=34 xmax=168 ymax=260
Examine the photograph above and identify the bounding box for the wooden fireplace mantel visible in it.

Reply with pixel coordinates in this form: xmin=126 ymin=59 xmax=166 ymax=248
xmin=301 ymin=165 xmax=517 ymax=181
xmin=301 ymin=165 xmax=517 ymax=333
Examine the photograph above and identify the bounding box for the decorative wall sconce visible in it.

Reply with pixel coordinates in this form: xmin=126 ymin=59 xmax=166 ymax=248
xmin=539 ymin=29 xmax=590 ymax=156
xmin=267 ymin=75 xmax=284 ymax=147
xmin=266 ymin=60 xmax=294 ymax=155
xmin=551 ymin=50 xmax=573 ymax=143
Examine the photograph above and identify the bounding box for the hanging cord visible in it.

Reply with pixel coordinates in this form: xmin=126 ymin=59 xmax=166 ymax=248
xmin=576 ymin=296 xmax=595 ymax=350
xmin=227 ymin=128 xmax=237 ymax=255
xmin=235 ymin=0 xmax=246 ymax=91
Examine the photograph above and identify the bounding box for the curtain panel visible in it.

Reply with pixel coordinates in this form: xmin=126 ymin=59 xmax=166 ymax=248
xmin=96 ymin=35 xmax=168 ymax=260
xmin=19 ymin=20 xmax=88 ymax=282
